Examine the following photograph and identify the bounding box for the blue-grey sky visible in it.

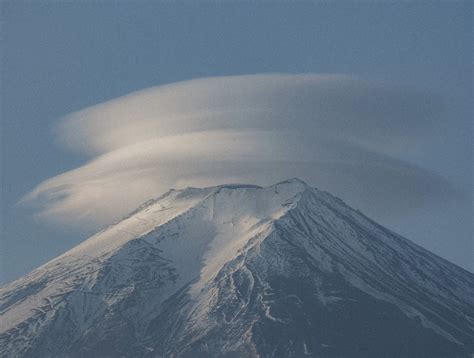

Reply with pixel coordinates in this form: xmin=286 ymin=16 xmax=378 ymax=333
xmin=1 ymin=2 xmax=472 ymax=284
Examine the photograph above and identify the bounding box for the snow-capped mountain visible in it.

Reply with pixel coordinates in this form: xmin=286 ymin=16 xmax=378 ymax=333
xmin=1 ymin=179 xmax=473 ymax=357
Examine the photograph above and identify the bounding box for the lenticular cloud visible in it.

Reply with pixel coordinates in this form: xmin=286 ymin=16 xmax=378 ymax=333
xmin=22 ymin=74 xmax=454 ymax=228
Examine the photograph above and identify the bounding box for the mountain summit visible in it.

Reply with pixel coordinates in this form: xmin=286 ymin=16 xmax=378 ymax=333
xmin=1 ymin=180 xmax=473 ymax=357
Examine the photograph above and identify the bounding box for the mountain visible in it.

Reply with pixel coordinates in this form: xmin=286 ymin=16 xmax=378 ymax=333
xmin=1 ymin=179 xmax=473 ymax=357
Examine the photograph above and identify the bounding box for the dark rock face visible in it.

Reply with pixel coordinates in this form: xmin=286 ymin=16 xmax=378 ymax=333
xmin=1 ymin=180 xmax=473 ymax=357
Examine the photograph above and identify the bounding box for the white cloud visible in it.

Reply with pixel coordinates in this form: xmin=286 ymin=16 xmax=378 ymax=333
xmin=22 ymin=74 xmax=459 ymax=230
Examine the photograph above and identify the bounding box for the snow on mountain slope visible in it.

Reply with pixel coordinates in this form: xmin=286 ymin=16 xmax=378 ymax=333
xmin=1 ymin=179 xmax=473 ymax=357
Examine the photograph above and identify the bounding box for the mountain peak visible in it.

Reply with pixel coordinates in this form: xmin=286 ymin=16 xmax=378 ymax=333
xmin=179 ymin=178 xmax=308 ymax=194
xmin=1 ymin=180 xmax=473 ymax=357
xmin=274 ymin=177 xmax=308 ymax=186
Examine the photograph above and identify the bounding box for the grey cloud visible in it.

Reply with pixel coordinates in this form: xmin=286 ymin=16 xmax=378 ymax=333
xmin=22 ymin=74 xmax=456 ymax=230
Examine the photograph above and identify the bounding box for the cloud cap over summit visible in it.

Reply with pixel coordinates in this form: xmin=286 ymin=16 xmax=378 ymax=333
xmin=21 ymin=74 xmax=464 ymax=248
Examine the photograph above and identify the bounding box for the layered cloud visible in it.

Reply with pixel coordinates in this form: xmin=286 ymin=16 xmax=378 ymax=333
xmin=22 ymin=74 xmax=458 ymax=229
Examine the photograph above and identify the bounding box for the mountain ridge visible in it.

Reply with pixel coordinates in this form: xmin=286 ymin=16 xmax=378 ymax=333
xmin=1 ymin=179 xmax=473 ymax=357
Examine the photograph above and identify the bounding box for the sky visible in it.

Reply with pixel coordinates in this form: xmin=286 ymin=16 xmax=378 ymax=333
xmin=1 ymin=2 xmax=472 ymax=284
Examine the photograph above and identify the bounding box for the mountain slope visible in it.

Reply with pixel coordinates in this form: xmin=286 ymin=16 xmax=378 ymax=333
xmin=1 ymin=179 xmax=473 ymax=357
